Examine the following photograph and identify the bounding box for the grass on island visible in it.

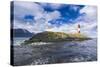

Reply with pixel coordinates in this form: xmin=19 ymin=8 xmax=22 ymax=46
xmin=22 ymin=31 xmax=91 ymax=45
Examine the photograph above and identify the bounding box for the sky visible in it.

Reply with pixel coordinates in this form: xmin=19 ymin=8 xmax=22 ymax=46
xmin=11 ymin=1 xmax=97 ymax=38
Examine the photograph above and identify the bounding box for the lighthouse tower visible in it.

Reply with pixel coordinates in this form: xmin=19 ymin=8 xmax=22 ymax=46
xmin=77 ymin=24 xmax=80 ymax=34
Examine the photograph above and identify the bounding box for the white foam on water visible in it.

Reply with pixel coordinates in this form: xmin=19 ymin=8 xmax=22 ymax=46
xmin=30 ymin=42 xmax=54 ymax=45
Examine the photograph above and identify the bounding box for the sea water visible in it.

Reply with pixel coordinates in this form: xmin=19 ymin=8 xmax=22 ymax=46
xmin=13 ymin=37 xmax=30 ymax=46
xmin=12 ymin=37 xmax=97 ymax=66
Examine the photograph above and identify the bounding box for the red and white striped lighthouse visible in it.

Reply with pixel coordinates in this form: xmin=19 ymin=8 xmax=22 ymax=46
xmin=77 ymin=24 xmax=80 ymax=34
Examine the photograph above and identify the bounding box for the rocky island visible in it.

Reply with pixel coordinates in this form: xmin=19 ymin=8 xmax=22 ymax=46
xmin=22 ymin=31 xmax=91 ymax=45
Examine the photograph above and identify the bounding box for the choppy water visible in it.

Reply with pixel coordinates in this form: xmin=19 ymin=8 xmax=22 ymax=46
xmin=12 ymin=38 xmax=97 ymax=66
xmin=13 ymin=37 xmax=30 ymax=46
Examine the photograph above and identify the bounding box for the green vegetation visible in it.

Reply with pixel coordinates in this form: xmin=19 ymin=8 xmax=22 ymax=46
xmin=22 ymin=31 xmax=91 ymax=45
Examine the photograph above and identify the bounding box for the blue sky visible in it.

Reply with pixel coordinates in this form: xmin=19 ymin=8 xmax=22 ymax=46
xmin=11 ymin=1 xmax=97 ymax=38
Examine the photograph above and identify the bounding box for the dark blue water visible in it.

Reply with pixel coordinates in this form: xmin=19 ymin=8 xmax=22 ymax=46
xmin=13 ymin=38 xmax=97 ymax=66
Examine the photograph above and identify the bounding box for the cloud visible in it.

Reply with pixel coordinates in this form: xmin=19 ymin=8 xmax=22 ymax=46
xmin=13 ymin=1 xmax=62 ymax=33
xmin=13 ymin=2 xmax=97 ymax=38
xmin=73 ymin=5 xmax=97 ymax=37
xmin=32 ymin=10 xmax=61 ymax=33
xmin=14 ymin=1 xmax=44 ymax=20
xmin=77 ymin=6 xmax=97 ymax=22
xmin=45 ymin=5 xmax=97 ymax=38
xmin=45 ymin=10 xmax=61 ymax=21
xmin=49 ymin=3 xmax=64 ymax=10
xmin=13 ymin=19 xmax=34 ymax=32
xmin=78 ymin=6 xmax=97 ymax=38
xmin=38 ymin=3 xmax=64 ymax=10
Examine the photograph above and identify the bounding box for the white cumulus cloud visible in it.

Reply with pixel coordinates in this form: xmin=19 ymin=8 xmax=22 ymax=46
xmin=13 ymin=2 xmax=97 ymax=38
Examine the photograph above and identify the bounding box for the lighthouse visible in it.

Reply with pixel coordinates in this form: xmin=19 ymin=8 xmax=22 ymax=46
xmin=77 ymin=24 xmax=80 ymax=34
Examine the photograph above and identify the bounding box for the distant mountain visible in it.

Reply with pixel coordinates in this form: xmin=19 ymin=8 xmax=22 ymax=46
xmin=12 ymin=29 xmax=34 ymax=37
xmin=22 ymin=31 xmax=90 ymax=45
